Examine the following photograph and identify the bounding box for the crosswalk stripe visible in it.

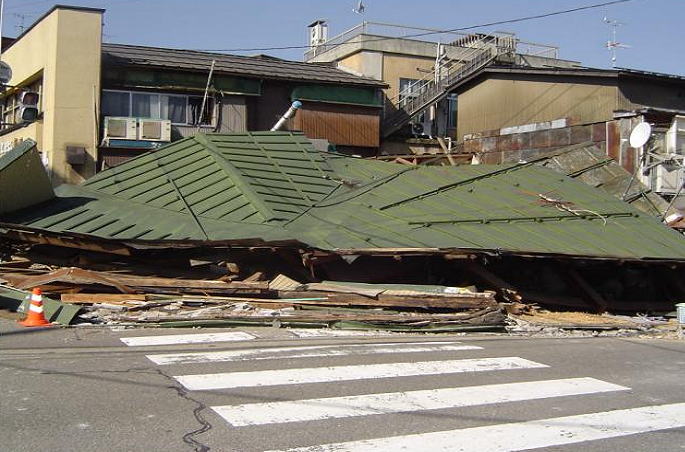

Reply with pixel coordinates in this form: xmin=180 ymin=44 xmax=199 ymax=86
xmin=119 ymin=331 xmax=256 ymax=346
xmin=173 ymin=357 xmax=547 ymax=390
xmin=269 ymin=402 xmax=685 ymax=452
xmin=147 ymin=341 xmax=482 ymax=365
xmin=212 ymin=377 xmax=629 ymax=426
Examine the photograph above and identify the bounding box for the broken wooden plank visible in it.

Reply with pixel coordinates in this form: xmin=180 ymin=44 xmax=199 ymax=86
xmin=277 ymin=290 xmax=496 ymax=310
xmin=61 ymin=293 xmax=148 ymax=304
xmin=102 ymin=274 xmax=268 ymax=290
xmin=2 ymin=267 xmax=135 ymax=293
xmin=116 ymin=306 xmax=504 ymax=324
xmin=243 ymin=272 xmax=266 ymax=282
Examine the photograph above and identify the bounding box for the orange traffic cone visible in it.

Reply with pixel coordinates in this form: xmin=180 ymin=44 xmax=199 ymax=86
xmin=19 ymin=288 xmax=52 ymax=327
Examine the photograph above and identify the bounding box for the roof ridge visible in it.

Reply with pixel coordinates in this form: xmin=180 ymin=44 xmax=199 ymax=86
xmin=193 ymin=133 xmax=277 ymax=222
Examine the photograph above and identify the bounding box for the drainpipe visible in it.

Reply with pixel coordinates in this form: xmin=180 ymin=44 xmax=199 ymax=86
xmin=271 ymin=100 xmax=302 ymax=131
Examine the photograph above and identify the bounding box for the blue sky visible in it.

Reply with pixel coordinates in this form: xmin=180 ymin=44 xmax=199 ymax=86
xmin=3 ymin=0 xmax=682 ymax=75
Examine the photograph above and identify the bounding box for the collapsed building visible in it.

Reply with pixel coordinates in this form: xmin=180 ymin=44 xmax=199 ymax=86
xmin=1 ymin=132 xmax=684 ymax=319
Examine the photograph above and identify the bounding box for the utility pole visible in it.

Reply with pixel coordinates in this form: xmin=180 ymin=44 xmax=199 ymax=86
xmin=0 ymin=0 xmax=4 ymax=61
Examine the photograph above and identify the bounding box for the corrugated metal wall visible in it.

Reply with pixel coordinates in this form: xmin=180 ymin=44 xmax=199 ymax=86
xmin=457 ymin=76 xmax=620 ymax=141
xmin=293 ymin=102 xmax=380 ymax=148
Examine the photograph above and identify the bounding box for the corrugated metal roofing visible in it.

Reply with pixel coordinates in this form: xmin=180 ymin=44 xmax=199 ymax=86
xmin=2 ymin=132 xmax=685 ymax=261
xmin=533 ymin=142 xmax=672 ymax=217
xmin=102 ymin=43 xmax=386 ymax=87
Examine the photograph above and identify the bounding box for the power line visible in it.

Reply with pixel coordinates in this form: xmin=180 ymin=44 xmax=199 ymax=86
xmin=192 ymin=0 xmax=633 ymax=53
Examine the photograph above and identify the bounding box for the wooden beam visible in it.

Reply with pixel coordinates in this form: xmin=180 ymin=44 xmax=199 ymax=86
xmin=61 ymin=293 xmax=148 ymax=304
xmin=563 ymin=266 xmax=607 ymax=313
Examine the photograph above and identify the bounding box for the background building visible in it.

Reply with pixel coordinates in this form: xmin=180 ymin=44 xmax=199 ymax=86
xmin=0 ymin=6 xmax=386 ymax=184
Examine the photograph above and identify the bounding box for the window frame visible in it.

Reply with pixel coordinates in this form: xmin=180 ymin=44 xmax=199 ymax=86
xmin=101 ymin=89 xmax=215 ymax=126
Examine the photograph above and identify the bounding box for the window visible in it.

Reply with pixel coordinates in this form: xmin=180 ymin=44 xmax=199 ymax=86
xmin=1 ymin=78 xmax=43 ymax=129
xmin=188 ymin=97 xmax=213 ymax=126
xmin=398 ymin=78 xmax=421 ymax=104
xmin=101 ymin=90 xmax=129 ymax=117
xmin=162 ymin=95 xmax=187 ymax=124
xmin=447 ymin=94 xmax=457 ymax=129
xmin=132 ymin=93 xmax=160 ymax=118
xmin=101 ymin=90 xmax=214 ymax=125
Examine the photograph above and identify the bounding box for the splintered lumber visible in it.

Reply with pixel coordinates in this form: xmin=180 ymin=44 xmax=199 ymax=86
xmin=101 ymin=274 xmax=268 ymax=291
xmin=117 ymin=306 xmax=504 ymax=325
xmin=61 ymin=293 xmax=148 ymax=304
xmin=276 ymin=290 xmax=496 ymax=309
xmin=2 ymin=267 xmax=135 ymax=293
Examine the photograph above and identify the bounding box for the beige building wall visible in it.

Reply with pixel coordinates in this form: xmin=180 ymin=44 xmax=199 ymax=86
xmin=456 ymin=77 xmax=620 ymax=141
xmin=338 ymin=51 xmax=434 ymax=104
xmin=0 ymin=7 xmax=103 ymax=184
xmin=381 ymin=54 xmax=434 ymax=104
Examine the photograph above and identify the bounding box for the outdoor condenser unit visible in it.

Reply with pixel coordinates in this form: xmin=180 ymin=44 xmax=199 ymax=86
xmin=137 ymin=119 xmax=172 ymax=142
xmin=103 ymin=117 xmax=137 ymax=141
xmin=654 ymin=162 xmax=685 ymax=195
xmin=665 ymin=115 xmax=685 ymax=155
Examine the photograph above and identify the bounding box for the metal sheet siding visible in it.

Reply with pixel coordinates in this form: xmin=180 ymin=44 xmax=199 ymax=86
xmin=457 ymin=78 xmax=620 ymax=141
xmin=293 ymin=103 xmax=380 ymax=148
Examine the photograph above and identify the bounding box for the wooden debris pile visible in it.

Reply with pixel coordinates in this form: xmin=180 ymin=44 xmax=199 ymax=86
xmin=0 ymin=254 xmax=504 ymax=331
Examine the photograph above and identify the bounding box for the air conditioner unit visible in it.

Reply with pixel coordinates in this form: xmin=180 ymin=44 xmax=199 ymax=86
xmin=137 ymin=119 xmax=171 ymax=142
xmin=103 ymin=117 xmax=137 ymax=141
xmin=654 ymin=162 xmax=685 ymax=194
xmin=665 ymin=115 xmax=685 ymax=155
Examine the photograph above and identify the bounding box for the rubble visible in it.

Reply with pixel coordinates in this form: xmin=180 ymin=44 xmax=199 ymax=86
xmin=0 ymin=249 xmax=504 ymax=330
xmin=1 ymin=133 xmax=685 ymax=329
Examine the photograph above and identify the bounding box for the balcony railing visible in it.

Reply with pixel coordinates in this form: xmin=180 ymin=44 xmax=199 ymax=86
xmin=304 ymin=21 xmax=558 ymax=61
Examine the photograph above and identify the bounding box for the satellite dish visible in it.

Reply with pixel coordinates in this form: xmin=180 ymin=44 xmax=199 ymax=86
xmin=629 ymin=122 xmax=652 ymax=148
xmin=0 ymin=61 xmax=11 ymax=85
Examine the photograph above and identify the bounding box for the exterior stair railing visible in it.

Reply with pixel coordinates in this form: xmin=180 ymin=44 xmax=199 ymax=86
xmin=382 ymin=34 xmax=515 ymax=137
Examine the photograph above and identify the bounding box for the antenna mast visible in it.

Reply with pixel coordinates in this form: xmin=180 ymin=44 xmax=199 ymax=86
xmin=603 ymin=17 xmax=629 ymax=68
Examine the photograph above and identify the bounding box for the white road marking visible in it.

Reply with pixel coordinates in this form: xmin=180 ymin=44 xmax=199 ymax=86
xmin=288 ymin=329 xmax=399 ymax=338
xmin=147 ymin=341 xmax=482 ymax=365
xmin=270 ymin=402 xmax=685 ymax=452
xmin=173 ymin=357 xmax=547 ymax=390
xmin=212 ymin=377 xmax=628 ymax=426
xmin=119 ymin=331 xmax=256 ymax=346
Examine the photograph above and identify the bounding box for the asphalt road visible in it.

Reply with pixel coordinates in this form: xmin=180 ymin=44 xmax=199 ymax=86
xmin=1 ymin=321 xmax=684 ymax=452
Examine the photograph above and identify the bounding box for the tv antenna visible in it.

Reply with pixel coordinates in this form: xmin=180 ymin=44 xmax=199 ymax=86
xmin=603 ymin=17 xmax=629 ymax=68
xmin=13 ymin=13 xmax=30 ymax=34
xmin=353 ymin=0 xmax=366 ymax=14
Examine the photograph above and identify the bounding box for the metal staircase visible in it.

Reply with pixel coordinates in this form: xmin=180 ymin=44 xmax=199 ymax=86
xmin=382 ymin=33 xmax=516 ymax=138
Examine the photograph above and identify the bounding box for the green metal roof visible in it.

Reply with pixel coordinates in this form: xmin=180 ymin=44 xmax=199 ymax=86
xmin=533 ymin=142 xmax=672 ymax=217
xmin=0 ymin=139 xmax=55 ymax=214
xmin=2 ymin=132 xmax=685 ymax=261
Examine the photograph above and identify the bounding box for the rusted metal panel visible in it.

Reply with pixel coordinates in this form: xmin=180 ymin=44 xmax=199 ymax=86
xmin=606 ymin=120 xmax=620 ymax=162
xmin=592 ymin=123 xmax=607 ymax=142
xmin=293 ymin=103 xmax=380 ymax=147
xmin=569 ymin=125 xmax=592 ymax=144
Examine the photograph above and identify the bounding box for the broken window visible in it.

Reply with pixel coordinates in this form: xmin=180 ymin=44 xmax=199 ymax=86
xmin=188 ymin=96 xmax=213 ymax=126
